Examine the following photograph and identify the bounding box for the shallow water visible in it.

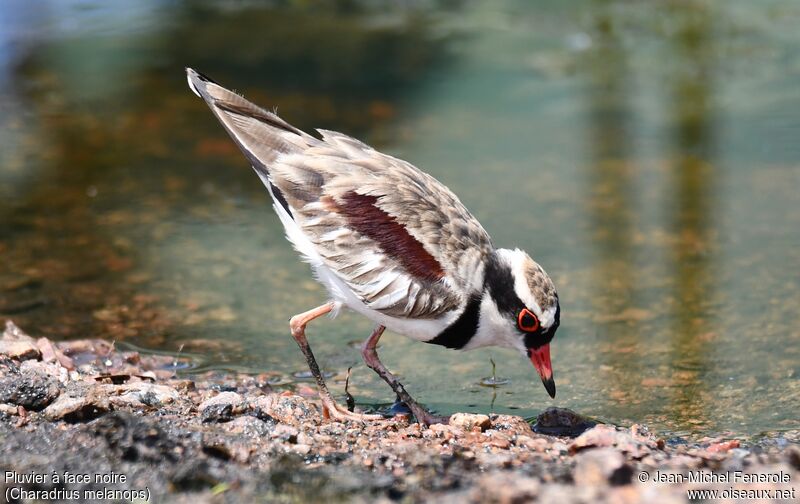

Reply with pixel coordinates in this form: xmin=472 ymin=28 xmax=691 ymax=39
xmin=1 ymin=0 xmax=798 ymax=439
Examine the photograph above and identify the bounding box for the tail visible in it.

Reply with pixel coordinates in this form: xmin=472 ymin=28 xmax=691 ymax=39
xmin=185 ymin=68 xmax=313 ymax=178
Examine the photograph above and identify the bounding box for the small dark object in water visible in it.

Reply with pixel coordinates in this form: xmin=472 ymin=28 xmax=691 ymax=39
xmin=532 ymin=407 xmax=597 ymax=437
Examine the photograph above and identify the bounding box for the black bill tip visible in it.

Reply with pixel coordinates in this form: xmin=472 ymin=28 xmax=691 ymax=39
xmin=542 ymin=377 xmax=556 ymax=398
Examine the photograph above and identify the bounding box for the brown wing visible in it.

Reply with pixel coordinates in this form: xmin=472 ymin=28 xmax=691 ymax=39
xmin=188 ymin=69 xmax=493 ymax=318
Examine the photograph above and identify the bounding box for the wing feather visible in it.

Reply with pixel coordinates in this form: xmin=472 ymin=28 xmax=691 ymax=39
xmin=188 ymin=69 xmax=492 ymax=319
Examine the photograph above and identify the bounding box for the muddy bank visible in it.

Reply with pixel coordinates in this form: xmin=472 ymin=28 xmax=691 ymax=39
xmin=0 ymin=321 xmax=798 ymax=503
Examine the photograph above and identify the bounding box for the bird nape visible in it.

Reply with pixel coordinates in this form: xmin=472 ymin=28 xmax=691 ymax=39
xmin=186 ymin=68 xmax=561 ymax=425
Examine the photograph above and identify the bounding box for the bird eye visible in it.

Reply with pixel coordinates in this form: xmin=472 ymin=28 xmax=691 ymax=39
xmin=517 ymin=308 xmax=540 ymax=332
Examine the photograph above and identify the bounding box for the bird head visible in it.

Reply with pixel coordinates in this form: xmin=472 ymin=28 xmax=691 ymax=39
xmin=478 ymin=248 xmax=560 ymax=398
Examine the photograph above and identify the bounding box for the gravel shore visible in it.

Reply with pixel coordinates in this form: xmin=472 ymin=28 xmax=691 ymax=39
xmin=1 ymin=320 xmax=797 ymax=503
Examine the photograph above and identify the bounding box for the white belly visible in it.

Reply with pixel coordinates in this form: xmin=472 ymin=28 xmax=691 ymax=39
xmin=262 ymin=174 xmax=456 ymax=342
xmin=311 ymin=262 xmax=456 ymax=342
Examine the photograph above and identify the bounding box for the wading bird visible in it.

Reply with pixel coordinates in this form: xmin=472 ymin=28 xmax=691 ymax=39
xmin=187 ymin=68 xmax=560 ymax=425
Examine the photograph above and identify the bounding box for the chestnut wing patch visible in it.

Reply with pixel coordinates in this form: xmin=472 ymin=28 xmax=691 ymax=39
xmin=333 ymin=192 xmax=445 ymax=283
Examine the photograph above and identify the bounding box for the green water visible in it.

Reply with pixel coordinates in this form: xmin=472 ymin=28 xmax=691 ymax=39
xmin=1 ymin=0 xmax=798 ymax=439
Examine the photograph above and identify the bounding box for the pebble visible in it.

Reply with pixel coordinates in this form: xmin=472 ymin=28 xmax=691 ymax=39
xmin=573 ymin=448 xmax=632 ymax=486
xmin=570 ymin=424 xmax=657 ymax=458
xmin=533 ymin=406 xmax=596 ymax=437
xmin=0 ymin=367 xmax=61 ymax=410
xmin=293 ymin=443 xmax=311 ymax=455
xmin=0 ymin=403 xmax=19 ymax=415
xmin=449 ymin=413 xmax=491 ymax=432
xmin=43 ymin=393 xmax=108 ymax=421
xmin=107 ymin=382 xmax=182 ymax=409
xmin=471 ymin=471 xmax=540 ymax=502
xmin=0 ymin=321 xmax=41 ymax=360
xmin=199 ymin=391 xmax=246 ymax=413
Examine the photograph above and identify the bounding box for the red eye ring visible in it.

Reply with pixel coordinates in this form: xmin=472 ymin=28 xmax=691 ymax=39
xmin=517 ymin=308 xmax=540 ymax=332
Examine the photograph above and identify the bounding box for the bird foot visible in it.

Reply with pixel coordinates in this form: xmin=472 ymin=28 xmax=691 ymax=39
xmin=413 ymin=410 xmax=451 ymax=426
xmin=401 ymin=400 xmax=450 ymax=426
xmin=320 ymin=396 xmax=383 ymax=423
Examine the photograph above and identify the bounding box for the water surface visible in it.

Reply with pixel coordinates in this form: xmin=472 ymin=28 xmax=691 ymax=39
xmin=1 ymin=0 xmax=798 ymax=439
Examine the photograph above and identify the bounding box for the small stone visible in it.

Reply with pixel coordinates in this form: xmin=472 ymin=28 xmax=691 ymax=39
xmin=293 ymin=443 xmax=311 ymax=455
xmin=270 ymin=424 xmax=299 ymax=443
xmin=20 ymin=360 xmax=69 ymax=384
xmin=472 ymin=471 xmax=540 ymax=502
xmin=36 ymin=338 xmax=74 ymax=370
xmin=533 ymin=407 xmax=596 ymax=437
xmin=706 ymin=440 xmax=740 ymax=453
xmin=0 ymin=368 xmax=60 ymax=410
xmin=0 ymin=321 xmax=40 ymax=360
xmin=516 ymin=435 xmax=550 ymax=451
xmin=450 ymin=413 xmax=491 ymax=432
xmin=0 ymin=340 xmax=40 ymax=360
xmin=570 ymin=424 xmax=656 ymax=457
xmin=250 ymin=394 xmax=313 ymax=424
xmin=107 ymin=383 xmax=181 ymax=409
xmin=573 ymin=447 xmax=633 ymax=486
xmin=485 ymin=434 xmax=511 ymax=449
xmin=428 ymin=423 xmax=460 ymax=439
xmin=200 ymin=391 xmax=246 ymax=422
xmin=297 ymin=432 xmax=313 ymax=446
xmin=492 ymin=414 xmax=535 ymax=437
xmin=0 ymin=403 xmax=18 ymax=416
xmin=42 ymin=393 xmax=109 ymax=421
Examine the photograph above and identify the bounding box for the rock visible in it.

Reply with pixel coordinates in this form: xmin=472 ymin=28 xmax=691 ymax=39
xmin=470 ymin=471 xmax=540 ymax=502
xmin=491 ymin=414 xmax=534 ymax=437
xmin=106 ymin=382 xmax=181 ymax=409
xmin=225 ymin=415 xmax=273 ymax=437
xmin=0 ymin=403 xmax=19 ymax=415
xmin=0 ymin=367 xmax=60 ymax=410
xmin=427 ymin=423 xmax=460 ymax=440
xmin=250 ymin=394 xmax=316 ymax=424
xmin=36 ymin=337 xmax=75 ymax=370
xmin=270 ymin=424 xmax=299 ymax=443
xmin=0 ymin=321 xmax=41 ymax=360
xmin=20 ymin=360 xmax=69 ymax=384
xmin=706 ymin=439 xmax=740 ymax=453
xmin=570 ymin=424 xmax=658 ymax=458
xmin=0 ymin=340 xmax=40 ymax=360
xmin=516 ymin=435 xmax=550 ymax=451
xmin=533 ymin=407 xmax=596 ymax=437
xmin=450 ymin=413 xmax=491 ymax=432
xmin=293 ymin=443 xmax=311 ymax=455
xmin=573 ymin=447 xmax=633 ymax=486
xmin=91 ymin=412 xmax=179 ymax=464
xmin=484 ymin=433 xmax=511 ymax=449
xmin=200 ymin=391 xmax=245 ymax=412
xmin=42 ymin=392 xmax=109 ymax=421
xmin=200 ymin=391 xmax=246 ymax=422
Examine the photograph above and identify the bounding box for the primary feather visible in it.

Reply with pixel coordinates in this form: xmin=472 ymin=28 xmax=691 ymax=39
xmin=187 ymin=69 xmax=493 ymax=323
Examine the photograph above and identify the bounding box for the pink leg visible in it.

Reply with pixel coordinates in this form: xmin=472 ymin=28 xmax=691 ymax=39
xmin=290 ymin=303 xmax=381 ymax=422
xmin=361 ymin=325 xmax=450 ymax=426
